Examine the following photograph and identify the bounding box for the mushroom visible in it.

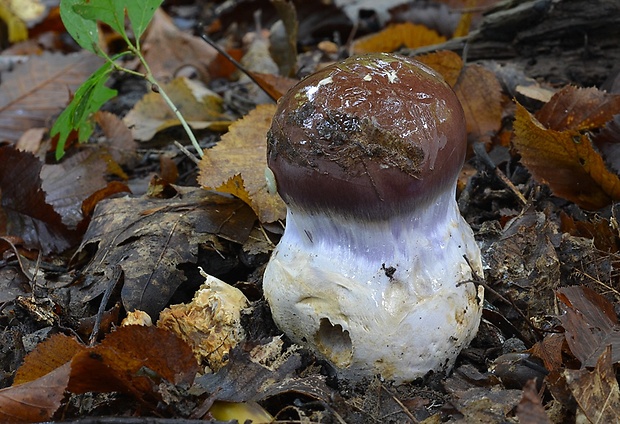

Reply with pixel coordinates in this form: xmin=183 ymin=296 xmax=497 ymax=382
xmin=263 ymin=53 xmax=484 ymax=382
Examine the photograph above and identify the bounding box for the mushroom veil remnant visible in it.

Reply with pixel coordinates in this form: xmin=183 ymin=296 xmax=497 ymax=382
xmin=263 ymin=53 xmax=484 ymax=383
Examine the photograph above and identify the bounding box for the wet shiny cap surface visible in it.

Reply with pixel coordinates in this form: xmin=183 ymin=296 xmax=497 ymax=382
xmin=267 ymin=53 xmax=467 ymax=219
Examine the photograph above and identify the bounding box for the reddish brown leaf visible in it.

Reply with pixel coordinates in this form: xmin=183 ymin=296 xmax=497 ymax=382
xmin=80 ymin=181 xmax=132 ymax=220
xmin=0 ymin=362 xmax=72 ymax=423
xmin=250 ymin=72 xmax=298 ymax=101
xmin=0 ymin=145 xmax=76 ymax=254
xmin=516 ymin=379 xmax=551 ymax=424
xmin=528 ymin=333 xmax=566 ymax=373
xmin=556 ymin=286 xmax=620 ymax=367
xmin=0 ymin=51 xmax=104 ymax=144
xmin=564 ymin=346 xmax=620 ymax=423
xmin=535 ymin=85 xmax=620 ymax=131
xmin=513 ymin=102 xmax=620 ymax=209
xmin=69 ymin=326 xmax=199 ymax=396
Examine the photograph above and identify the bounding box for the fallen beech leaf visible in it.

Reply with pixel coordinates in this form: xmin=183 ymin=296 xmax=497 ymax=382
xmin=416 ymin=50 xmax=464 ymax=87
xmin=351 ymin=22 xmax=446 ymax=54
xmin=141 ymin=8 xmax=218 ymax=81
xmin=454 ymin=64 xmax=502 ymax=140
xmin=513 ymin=102 xmax=620 ymax=209
xmin=0 ymin=362 xmax=72 ymax=423
xmin=528 ymin=333 xmax=566 ymax=373
xmin=564 ymin=346 xmax=620 ymax=423
xmin=0 ymin=51 xmax=104 ymax=144
xmin=124 ymin=76 xmax=231 ymax=141
xmin=73 ymin=187 xmax=256 ymax=317
xmin=13 ymin=334 xmax=83 ymax=384
xmin=198 ymin=104 xmax=286 ymax=223
xmin=536 ymin=85 xmax=620 ymax=132
xmin=0 ymin=146 xmax=76 ymax=254
xmin=8 ymin=326 xmax=198 ymax=416
xmin=69 ymin=325 xmax=199 ymax=395
xmin=556 ymin=286 xmax=620 ymax=367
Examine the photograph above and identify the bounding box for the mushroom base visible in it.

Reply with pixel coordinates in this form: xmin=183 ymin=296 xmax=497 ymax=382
xmin=263 ymin=191 xmax=484 ymax=383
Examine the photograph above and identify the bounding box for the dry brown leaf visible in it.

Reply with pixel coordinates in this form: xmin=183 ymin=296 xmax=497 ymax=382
xmin=0 ymin=51 xmax=104 ymax=144
xmin=141 ymin=8 xmax=218 ymax=82
xmin=0 ymin=146 xmax=77 ymax=254
xmin=352 ymin=22 xmax=446 ymax=54
xmin=556 ymin=286 xmax=620 ymax=367
xmin=454 ymin=64 xmax=502 ymax=140
xmin=516 ymin=379 xmax=551 ymax=424
xmin=536 ymin=85 xmax=620 ymax=132
xmin=528 ymin=333 xmax=566 ymax=373
xmin=513 ymin=102 xmax=620 ymax=209
xmin=564 ymin=346 xmax=620 ymax=424
xmin=13 ymin=334 xmax=83 ymax=384
xmin=40 ymin=150 xmax=114 ymax=229
xmin=95 ymin=111 xmax=139 ymax=169
xmin=416 ymin=50 xmax=464 ymax=87
xmin=0 ymin=362 xmax=72 ymax=423
xmin=251 ymin=72 xmax=298 ymax=101
xmin=123 ymin=76 xmax=231 ymax=141
xmin=5 ymin=326 xmax=199 ymax=420
xmin=73 ymin=187 xmax=256 ymax=317
xmin=69 ymin=326 xmax=199 ymax=395
xmin=198 ymin=104 xmax=286 ymax=223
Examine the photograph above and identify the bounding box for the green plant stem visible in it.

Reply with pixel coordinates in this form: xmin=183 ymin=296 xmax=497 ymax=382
xmin=104 ymin=42 xmax=204 ymax=159
xmin=148 ymin=77 xmax=204 ymax=158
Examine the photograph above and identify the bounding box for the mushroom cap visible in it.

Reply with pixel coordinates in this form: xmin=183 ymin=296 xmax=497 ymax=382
xmin=267 ymin=53 xmax=467 ymax=219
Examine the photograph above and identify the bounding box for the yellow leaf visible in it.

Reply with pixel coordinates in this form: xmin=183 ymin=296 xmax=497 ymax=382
xmin=9 ymin=0 xmax=44 ymax=21
xmin=513 ymin=102 xmax=620 ymax=209
xmin=198 ymin=104 xmax=286 ymax=223
xmin=352 ymin=22 xmax=446 ymax=54
xmin=123 ymin=77 xmax=231 ymax=141
xmin=416 ymin=50 xmax=464 ymax=87
xmin=0 ymin=3 xmax=27 ymax=42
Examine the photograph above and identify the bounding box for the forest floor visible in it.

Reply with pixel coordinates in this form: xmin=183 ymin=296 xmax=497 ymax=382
xmin=1 ymin=0 xmax=620 ymax=423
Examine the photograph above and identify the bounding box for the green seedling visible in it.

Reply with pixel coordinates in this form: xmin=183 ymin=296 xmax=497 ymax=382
xmin=52 ymin=0 xmax=202 ymax=160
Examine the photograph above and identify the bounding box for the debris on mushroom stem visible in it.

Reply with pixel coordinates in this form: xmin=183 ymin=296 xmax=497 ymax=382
xmin=263 ymin=53 xmax=484 ymax=383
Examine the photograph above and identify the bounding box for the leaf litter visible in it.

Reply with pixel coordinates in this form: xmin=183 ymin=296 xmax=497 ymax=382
xmin=1 ymin=0 xmax=620 ymax=422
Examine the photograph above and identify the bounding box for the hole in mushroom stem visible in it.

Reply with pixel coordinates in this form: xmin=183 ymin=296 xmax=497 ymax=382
xmin=315 ymin=318 xmax=353 ymax=368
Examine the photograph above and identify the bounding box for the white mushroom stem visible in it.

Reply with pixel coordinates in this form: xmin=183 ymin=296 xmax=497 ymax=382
xmin=263 ymin=189 xmax=484 ymax=383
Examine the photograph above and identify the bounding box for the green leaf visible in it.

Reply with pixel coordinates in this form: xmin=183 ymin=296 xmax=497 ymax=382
xmin=60 ymin=0 xmax=100 ymax=54
xmin=73 ymin=0 xmax=128 ymax=40
xmin=51 ymin=62 xmax=117 ymax=160
xmin=126 ymin=0 xmax=163 ymax=40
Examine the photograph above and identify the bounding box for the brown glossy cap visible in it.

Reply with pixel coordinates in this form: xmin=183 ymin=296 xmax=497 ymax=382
xmin=267 ymin=53 xmax=466 ymax=219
